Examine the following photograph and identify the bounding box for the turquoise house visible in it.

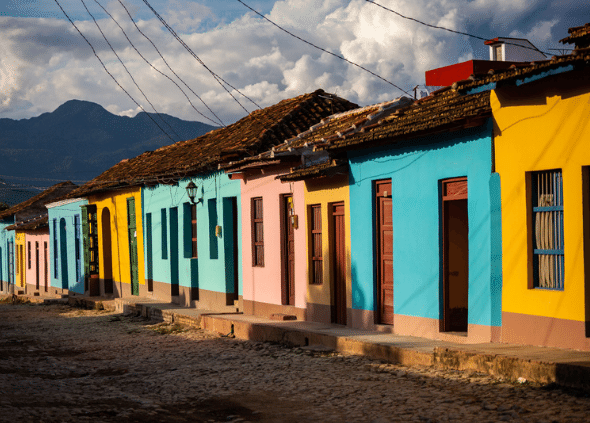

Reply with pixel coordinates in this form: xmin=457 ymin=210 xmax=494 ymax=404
xmin=141 ymin=173 xmax=241 ymax=309
xmin=0 ymin=219 xmax=15 ymax=294
xmin=46 ymin=198 xmax=88 ymax=295
xmin=328 ymin=89 xmax=502 ymax=343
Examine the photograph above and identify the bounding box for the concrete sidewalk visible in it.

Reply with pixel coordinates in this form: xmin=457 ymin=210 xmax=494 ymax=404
xmin=4 ymin=293 xmax=589 ymax=390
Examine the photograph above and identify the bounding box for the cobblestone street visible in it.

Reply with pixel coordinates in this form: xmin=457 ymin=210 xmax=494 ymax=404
xmin=1 ymin=302 xmax=589 ymax=423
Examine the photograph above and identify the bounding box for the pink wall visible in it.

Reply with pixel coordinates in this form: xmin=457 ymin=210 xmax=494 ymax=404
xmin=240 ymin=169 xmax=307 ymax=310
xmin=24 ymin=231 xmax=50 ymax=292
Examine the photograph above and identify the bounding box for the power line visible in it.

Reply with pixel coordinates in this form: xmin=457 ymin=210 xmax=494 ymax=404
xmin=236 ymin=0 xmax=412 ymax=97
xmin=114 ymin=0 xmax=225 ymax=127
xmin=92 ymin=0 xmax=223 ymax=127
xmin=139 ymin=0 xmax=263 ymax=115
xmin=52 ymin=0 xmax=177 ymax=144
xmin=80 ymin=0 xmax=183 ymax=142
xmin=365 ymin=0 xmax=552 ymax=57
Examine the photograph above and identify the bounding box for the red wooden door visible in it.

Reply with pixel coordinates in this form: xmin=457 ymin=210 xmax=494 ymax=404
xmin=282 ymin=194 xmax=295 ymax=305
xmin=332 ymin=202 xmax=347 ymax=325
xmin=376 ymin=180 xmax=394 ymax=325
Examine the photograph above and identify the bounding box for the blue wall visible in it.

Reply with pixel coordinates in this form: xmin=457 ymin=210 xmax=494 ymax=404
xmin=348 ymin=122 xmax=502 ymax=328
xmin=141 ymin=171 xmax=242 ymax=297
xmin=47 ymin=199 xmax=88 ymax=294
xmin=0 ymin=219 xmax=15 ymax=291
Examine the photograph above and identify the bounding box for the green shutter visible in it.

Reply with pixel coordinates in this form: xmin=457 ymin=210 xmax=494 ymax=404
xmin=81 ymin=205 xmax=90 ymax=278
xmin=183 ymin=202 xmax=192 ymax=258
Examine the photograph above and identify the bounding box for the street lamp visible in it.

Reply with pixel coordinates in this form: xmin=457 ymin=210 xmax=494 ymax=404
xmin=186 ymin=181 xmax=199 ymax=204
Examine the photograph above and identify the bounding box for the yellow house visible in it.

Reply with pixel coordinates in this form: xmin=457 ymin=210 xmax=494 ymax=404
xmin=489 ymin=53 xmax=590 ymax=350
xmin=84 ymin=187 xmax=145 ymax=298
xmin=14 ymin=232 xmax=25 ymax=289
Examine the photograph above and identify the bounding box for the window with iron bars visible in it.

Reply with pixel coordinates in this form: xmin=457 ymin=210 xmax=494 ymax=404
xmin=531 ymin=169 xmax=564 ymax=290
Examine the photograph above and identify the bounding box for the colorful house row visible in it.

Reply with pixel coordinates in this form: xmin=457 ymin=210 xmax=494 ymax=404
xmin=2 ymin=25 xmax=588 ymax=353
xmin=0 ymin=182 xmax=78 ymax=295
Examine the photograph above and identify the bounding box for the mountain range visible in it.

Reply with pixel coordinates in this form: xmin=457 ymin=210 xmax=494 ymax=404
xmin=0 ymin=100 xmax=217 ymax=205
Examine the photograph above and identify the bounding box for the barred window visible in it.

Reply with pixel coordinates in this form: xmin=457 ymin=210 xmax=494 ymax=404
xmin=532 ymin=169 xmax=564 ymax=289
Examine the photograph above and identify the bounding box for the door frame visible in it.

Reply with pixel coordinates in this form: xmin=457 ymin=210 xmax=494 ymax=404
xmin=375 ymin=179 xmax=394 ymax=325
xmin=440 ymin=177 xmax=469 ymax=333
xmin=331 ymin=202 xmax=347 ymax=325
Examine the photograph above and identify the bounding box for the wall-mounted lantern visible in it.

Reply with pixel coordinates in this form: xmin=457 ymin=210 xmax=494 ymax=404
xmin=186 ymin=181 xmax=200 ymax=204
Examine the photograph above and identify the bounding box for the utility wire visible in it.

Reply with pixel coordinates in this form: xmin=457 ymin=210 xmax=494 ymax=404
xmin=140 ymin=0 xmax=262 ymax=114
xmin=365 ymin=0 xmax=552 ymax=56
xmin=80 ymin=0 xmax=183 ymax=142
xmin=92 ymin=0 xmax=223 ymax=127
xmin=52 ymin=0 xmax=177 ymax=144
xmin=115 ymin=0 xmax=225 ymax=127
xmin=236 ymin=0 xmax=412 ymax=96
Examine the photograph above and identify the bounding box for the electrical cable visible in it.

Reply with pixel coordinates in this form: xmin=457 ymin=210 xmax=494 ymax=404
xmin=139 ymin=0 xmax=262 ymax=114
xmin=80 ymin=0 xmax=183 ymax=142
xmin=236 ymin=0 xmax=412 ymax=96
xmin=52 ymin=0 xmax=177 ymax=144
xmin=365 ymin=0 xmax=552 ymax=56
xmin=91 ymin=0 xmax=223 ymax=127
xmin=115 ymin=0 xmax=226 ymax=127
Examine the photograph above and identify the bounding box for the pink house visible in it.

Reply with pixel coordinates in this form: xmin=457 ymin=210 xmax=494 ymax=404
xmin=227 ymin=161 xmax=307 ymax=320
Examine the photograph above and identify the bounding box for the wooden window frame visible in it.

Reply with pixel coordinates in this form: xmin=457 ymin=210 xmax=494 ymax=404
xmin=28 ymin=241 xmax=31 ymax=269
xmin=309 ymin=204 xmax=323 ymax=285
xmin=53 ymin=218 xmax=59 ymax=278
xmin=527 ymin=169 xmax=565 ymax=290
xmin=251 ymin=197 xmax=264 ymax=267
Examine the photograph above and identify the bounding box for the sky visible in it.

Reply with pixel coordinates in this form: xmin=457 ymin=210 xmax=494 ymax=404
xmin=1 ymin=0 xmax=588 ymax=126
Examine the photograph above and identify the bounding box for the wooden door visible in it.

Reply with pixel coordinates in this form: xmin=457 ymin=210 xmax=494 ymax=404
xmin=441 ymin=178 xmax=469 ymax=332
xmin=332 ymin=202 xmax=347 ymax=325
xmin=170 ymin=207 xmax=179 ymax=297
xmin=35 ymin=241 xmax=39 ymax=290
xmin=44 ymin=242 xmax=48 ymax=292
xmin=281 ymin=194 xmax=295 ymax=306
xmin=127 ymin=198 xmax=139 ymax=296
xmin=59 ymin=219 xmax=68 ymax=290
xmin=375 ymin=180 xmax=393 ymax=325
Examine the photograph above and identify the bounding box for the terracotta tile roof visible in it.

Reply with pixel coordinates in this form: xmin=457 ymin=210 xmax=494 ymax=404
xmin=320 ymin=89 xmax=491 ymax=151
xmin=0 ymin=181 xmax=77 ymax=221
xmin=223 ymin=97 xmax=412 ymax=174
xmin=560 ymin=23 xmax=590 ymax=49
xmin=455 ymin=51 xmax=590 ymax=94
xmin=6 ymin=216 xmax=48 ymax=231
xmin=67 ymin=90 xmax=358 ymax=198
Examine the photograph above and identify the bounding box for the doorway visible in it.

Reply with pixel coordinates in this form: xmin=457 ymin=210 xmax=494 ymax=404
xmin=59 ymin=219 xmax=68 ymax=290
xmin=281 ymin=194 xmax=295 ymax=306
xmin=101 ymin=208 xmax=113 ymax=294
xmin=170 ymin=207 xmax=179 ymax=297
xmin=331 ymin=202 xmax=347 ymax=325
xmin=35 ymin=241 xmax=39 ymax=290
xmin=375 ymin=180 xmax=393 ymax=325
xmin=441 ymin=177 xmax=469 ymax=333
xmin=126 ymin=198 xmax=139 ymax=296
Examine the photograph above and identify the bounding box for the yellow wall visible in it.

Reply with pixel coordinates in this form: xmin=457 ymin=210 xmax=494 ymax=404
xmin=15 ymin=232 xmax=25 ymax=287
xmin=493 ymin=71 xmax=590 ymax=322
xmin=89 ymin=188 xmax=145 ymax=287
xmin=304 ymin=174 xmax=351 ymax=309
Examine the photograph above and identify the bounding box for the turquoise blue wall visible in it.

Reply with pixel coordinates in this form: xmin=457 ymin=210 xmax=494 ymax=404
xmin=348 ymin=122 xmax=502 ymax=328
xmin=0 ymin=219 xmax=15 ymax=290
xmin=47 ymin=199 xmax=88 ymax=294
xmin=141 ymin=172 xmax=242 ymax=296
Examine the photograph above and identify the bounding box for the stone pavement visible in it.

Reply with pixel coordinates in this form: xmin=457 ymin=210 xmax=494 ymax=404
xmin=4 ymin=292 xmax=590 ymax=390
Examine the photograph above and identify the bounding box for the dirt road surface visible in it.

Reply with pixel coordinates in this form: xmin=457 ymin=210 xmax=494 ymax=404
xmin=1 ymin=302 xmax=589 ymax=422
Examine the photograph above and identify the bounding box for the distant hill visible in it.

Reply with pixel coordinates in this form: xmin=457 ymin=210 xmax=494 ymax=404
xmin=0 ymin=100 xmax=217 ymax=204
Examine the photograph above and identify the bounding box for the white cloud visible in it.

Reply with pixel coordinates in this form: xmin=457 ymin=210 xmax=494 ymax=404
xmin=1 ymin=0 xmax=588 ymax=126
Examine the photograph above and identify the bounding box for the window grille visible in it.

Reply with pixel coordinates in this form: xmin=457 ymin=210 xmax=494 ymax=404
xmin=532 ymin=169 xmax=564 ymax=289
